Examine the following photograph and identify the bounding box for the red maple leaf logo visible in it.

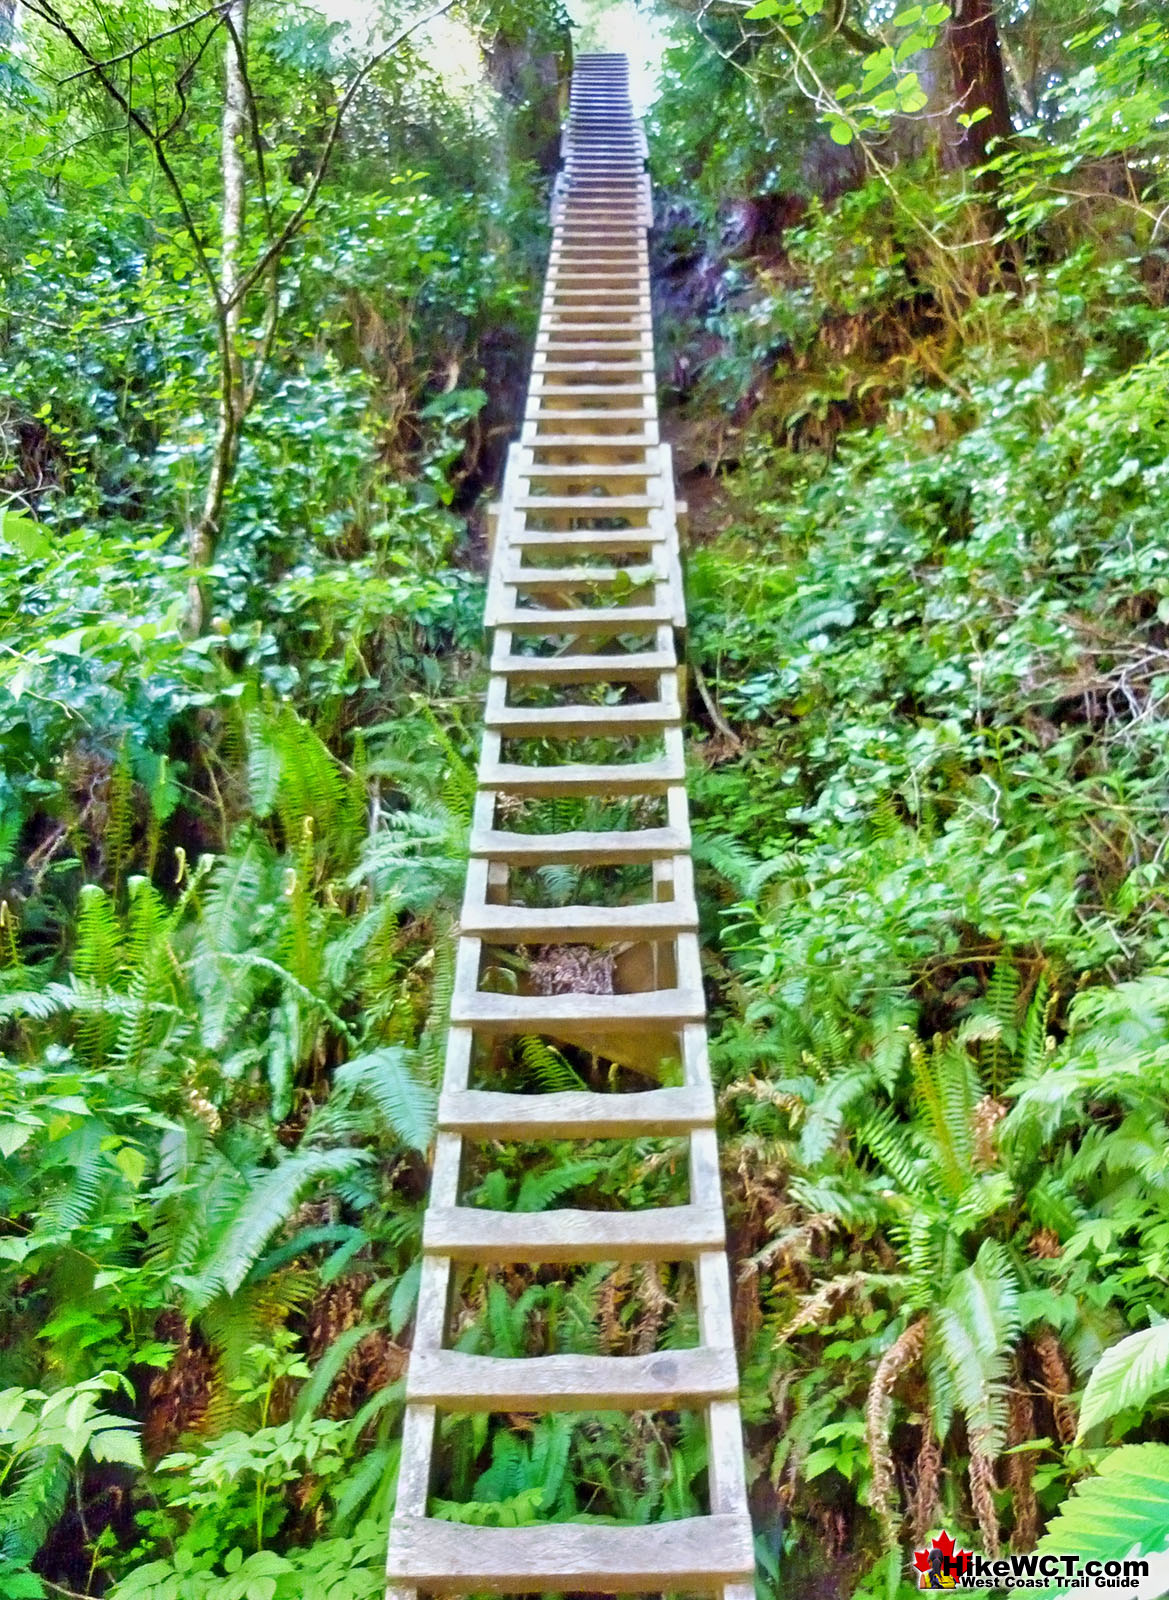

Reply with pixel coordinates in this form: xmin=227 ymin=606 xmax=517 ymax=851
xmin=914 ymin=1530 xmax=961 ymax=1573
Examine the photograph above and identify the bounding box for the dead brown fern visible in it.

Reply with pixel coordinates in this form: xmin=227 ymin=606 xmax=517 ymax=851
xmin=865 ymin=1316 xmax=928 ymax=1549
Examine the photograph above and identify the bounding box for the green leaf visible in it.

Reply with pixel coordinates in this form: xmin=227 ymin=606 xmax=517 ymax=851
xmin=1037 ymin=1445 xmax=1169 ymax=1579
xmin=0 ymin=511 xmax=50 ymax=561
xmin=744 ymin=0 xmax=780 ymax=15
xmin=89 ymin=1427 xmax=144 ymax=1467
xmin=828 ymin=120 xmax=853 ymax=145
xmin=332 ymin=1048 xmax=435 ymax=1152
xmin=1078 ymin=1323 xmax=1169 ymax=1440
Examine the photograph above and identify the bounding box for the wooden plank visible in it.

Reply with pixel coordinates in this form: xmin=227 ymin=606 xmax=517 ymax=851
xmin=497 ymin=563 xmax=657 ymax=586
xmin=449 ymin=988 xmax=704 ymax=1031
xmin=476 ymin=760 xmax=683 ymax=797
xmin=505 ymin=525 xmax=662 ymax=548
xmin=484 ymin=702 xmax=678 ymax=737
xmin=406 ymin=1344 xmax=737 ymax=1410
xmin=468 ymin=824 xmax=689 ymax=863
xmin=460 ymin=899 xmax=698 ymax=943
xmin=386 ymin=1514 xmax=755 ymax=1591
xmin=437 ymin=1083 xmax=714 ymax=1138
xmin=490 ymin=642 xmax=676 ymax=681
xmin=491 ymin=604 xmax=672 ymax=633
xmin=511 ymin=494 xmax=660 ymax=510
xmin=423 ymin=1201 xmax=723 ymax=1262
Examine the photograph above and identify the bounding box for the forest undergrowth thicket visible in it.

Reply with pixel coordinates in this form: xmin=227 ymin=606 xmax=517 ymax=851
xmin=1 ymin=1 xmax=1169 ymax=1598
xmin=649 ymin=10 xmax=1169 ymax=1594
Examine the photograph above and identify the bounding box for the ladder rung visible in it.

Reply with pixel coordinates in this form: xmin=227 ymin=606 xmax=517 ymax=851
xmin=498 ymin=563 xmax=654 ymax=584
xmin=386 ymin=1514 xmax=755 ymax=1592
xmin=484 ymin=702 xmax=676 ymax=736
xmin=423 ymin=1202 xmax=723 ymax=1262
xmin=494 ymin=605 xmax=671 ymax=632
xmin=469 ymin=824 xmax=690 ymax=862
xmin=460 ymin=899 xmax=697 ymax=943
xmin=406 ymin=1344 xmax=736 ymax=1410
xmin=513 ymin=495 xmax=660 ymax=509
xmin=438 ymin=1084 xmax=712 ymax=1137
xmin=449 ymin=987 xmax=703 ymax=1030
xmin=491 ymin=649 xmax=675 ymax=681
xmin=505 ymin=529 xmax=662 ymax=550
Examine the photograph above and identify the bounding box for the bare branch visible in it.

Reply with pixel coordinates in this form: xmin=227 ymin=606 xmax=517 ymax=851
xmin=58 ymin=3 xmax=230 ymax=83
xmin=22 ymin=0 xmax=227 ymax=314
xmin=225 ymin=0 xmax=460 ymax=313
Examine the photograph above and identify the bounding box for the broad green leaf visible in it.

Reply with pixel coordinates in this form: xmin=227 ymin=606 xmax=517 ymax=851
xmin=0 ymin=511 xmax=50 ymax=560
xmin=89 ymin=1426 xmax=145 ymax=1467
xmin=1078 ymin=1323 xmax=1169 ymax=1440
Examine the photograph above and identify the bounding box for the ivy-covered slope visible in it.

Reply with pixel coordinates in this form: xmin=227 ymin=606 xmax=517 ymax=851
xmin=647 ymin=13 xmax=1169 ymax=1595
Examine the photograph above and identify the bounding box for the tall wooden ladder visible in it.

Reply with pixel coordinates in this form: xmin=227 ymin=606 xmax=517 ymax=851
xmin=385 ymin=52 xmax=755 ymax=1599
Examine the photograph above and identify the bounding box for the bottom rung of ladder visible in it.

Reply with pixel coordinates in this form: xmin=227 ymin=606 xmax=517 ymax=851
xmin=386 ymin=1512 xmax=755 ymax=1592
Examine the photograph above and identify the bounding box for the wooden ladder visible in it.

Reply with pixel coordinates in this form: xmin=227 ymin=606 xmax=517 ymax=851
xmin=385 ymin=52 xmax=755 ymax=1599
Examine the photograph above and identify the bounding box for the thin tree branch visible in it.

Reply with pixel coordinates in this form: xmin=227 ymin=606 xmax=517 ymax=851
xmin=58 ymin=2 xmax=230 ymax=82
xmin=224 ymin=0 xmax=460 ymax=313
xmin=21 ymin=0 xmax=227 ymax=317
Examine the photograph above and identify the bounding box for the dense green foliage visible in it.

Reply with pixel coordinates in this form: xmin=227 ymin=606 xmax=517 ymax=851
xmin=2 ymin=0 xmax=1169 ymax=1596
xmin=649 ymin=7 xmax=1169 ymax=1592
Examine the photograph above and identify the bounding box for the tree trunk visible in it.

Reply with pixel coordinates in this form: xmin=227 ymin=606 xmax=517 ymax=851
xmin=946 ymin=0 xmax=1013 ymax=168
xmin=186 ymin=0 xmax=249 ymax=636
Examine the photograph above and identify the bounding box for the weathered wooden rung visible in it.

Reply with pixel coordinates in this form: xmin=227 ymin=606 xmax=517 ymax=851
xmin=498 ymin=562 xmax=657 ymax=586
xmin=438 ymin=1084 xmax=714 ymax=1138
xmin=449 ymin=988 xmax=704 ymax=1031
xmin=492 ymin=604 xmax=672 ymax=633
xmin=460 ymin=898 xmax=697 ymax=943
xmin=423 ymin=1202 xmax=723 ymax=1262
xmin=505 ymin=526 xmax=664 ymax=548
xmin=490 ymin=649 xmax=676 ymax=682
xmin=387 ymin=1515 xmax=754 ymax=1592
xmin=476 ymin=759 xmax=684 ymax=797
xmin=406 ymin=1344 xmax=737 ymax=1410
xmin=483 ymin=701 xmax=677 ymax=736
xmin=468 ymin=823 xmax=690 ymax=862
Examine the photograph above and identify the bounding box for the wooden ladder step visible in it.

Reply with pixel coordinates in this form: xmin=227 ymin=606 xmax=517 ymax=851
xmin=483 ymin=702 xmax=677 ymax=736
xmin=492 ymin=605 xmax=671 ymax=633
xmin=406 ymin=1344 xmax=737 ymax=1410
xmin=387 ymin=1515 xmax=755 ymax=1592
xmin=460 ymin=899 xmax=697 ymax=943
xmin=449 ymin=988 xmax=704 ymax=1031
xmin=438 ymin=1084 xmax=714 ymax=1138
xmin=476 ymin=761 xmax=684 ymax=797
xmin=490 ymin=649 xmax=677 ymax=682
xmin=505 ymin=526 xmax=663 ymax=548
xmin=468 ymin=824 xmax=691 ymax=862
xmin=423 ymin=1202 xmax=723 ymax=1262
xmin=498 ymin=563 xmax=657 ymax=586
xmin=513 ymin=494 xmax=660 ymax=510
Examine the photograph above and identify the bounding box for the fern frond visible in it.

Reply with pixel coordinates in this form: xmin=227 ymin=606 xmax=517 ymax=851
xmin=186 ymin=1146 xmax=370 ymax=1307
xmin=329 ymin=1047 xmax=436 ymax=1152
xmin=514 ymin=1158 xmax=603 ymax=1213
xmin=518 ymin=1035 xmax=586 ymax=1093
xmin=936 ymin=1239 xmax=1021 ymax=1455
